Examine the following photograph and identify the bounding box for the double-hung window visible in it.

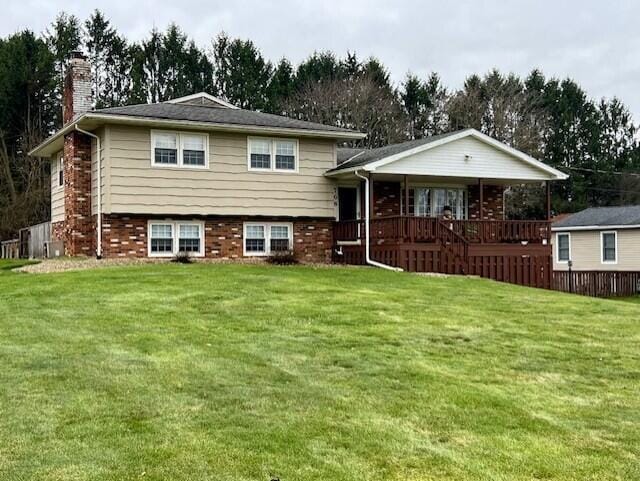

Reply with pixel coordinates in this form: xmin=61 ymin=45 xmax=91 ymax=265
xmin=151 ymin=131 xmax=208 ymax=168
xmin=413 ymin=187 xmax=467 ymax=219
xmin=243 ymin=222 xmax=293 ymax=256
xmin=601 ymin=231 xmax=617 ymax=264
xmin=556 ymin=233 xmax=570 ymax=263
xmin=248 ymin=137 xmax=298 ymax=172
xmin=148 ymin=221 xmax=204 ymax=257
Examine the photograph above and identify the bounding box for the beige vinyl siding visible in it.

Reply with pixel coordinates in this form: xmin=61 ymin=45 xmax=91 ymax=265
xmin=91 ymin=127 xmax=108 ymax=215
xmin=51 ymin=150 xmax=64 ymax=222
xmin=375 ymin=136 xmax=549 ymax=180
xmin=105 ymin=125 xmax=337 ymax=217
xmin=553 ymin=229 xmax=640 ymax=271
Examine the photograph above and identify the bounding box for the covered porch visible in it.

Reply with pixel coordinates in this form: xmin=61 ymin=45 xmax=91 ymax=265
xmin=326 ymin=129 xmax=568 ymax=287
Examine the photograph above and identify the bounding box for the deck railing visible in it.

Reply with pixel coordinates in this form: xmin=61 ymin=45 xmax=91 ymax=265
xmin=334 ymin=216 xmax=551 ymax=244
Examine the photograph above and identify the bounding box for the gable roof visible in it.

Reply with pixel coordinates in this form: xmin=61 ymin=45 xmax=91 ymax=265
xmin=328 ymin=128 xmax=568 ymax=180
xmin=29 ymin=93 xmax=365 ymax=157
xmin=552 ymin=205 xmax=640 ymax=230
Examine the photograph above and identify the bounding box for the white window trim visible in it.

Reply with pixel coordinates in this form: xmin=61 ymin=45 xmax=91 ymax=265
xmin=412 ymin=186 xmax=469 ymax=220
xmin=150 ymin=130 xmax=209 ymax=169
xmin=147 ymin=220 xmax=205 ymax=258
xmin=600 ymin=230 xmax=618 ymax=264
xmin=243 ymin=222 xmax=294 ymax=256
xmin=247 ymin=137 xmax=299 ymax=173
xmin=555 ymin=232 xmax=571 ymax=264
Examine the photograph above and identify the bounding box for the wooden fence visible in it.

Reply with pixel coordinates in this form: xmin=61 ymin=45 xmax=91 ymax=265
xmin=552 ymin=271 xmax=640 ymax=297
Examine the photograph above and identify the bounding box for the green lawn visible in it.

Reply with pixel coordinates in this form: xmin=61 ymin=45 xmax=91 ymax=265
xmin=0 ymin=261 xmax=639 ymax=481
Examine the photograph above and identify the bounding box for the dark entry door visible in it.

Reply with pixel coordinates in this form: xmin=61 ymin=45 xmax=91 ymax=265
xmin=338 ymin=187 xmax=358 ymax=221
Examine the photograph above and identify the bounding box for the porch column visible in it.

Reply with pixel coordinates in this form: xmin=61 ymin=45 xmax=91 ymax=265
xmin=546 ymin=181 xmax=552 ymax=220
xmin=478 ymin=178 xmax=484 ymax=220
xmin=369 ymin=173 xmax=375 ymax=219
xmin=404 ymin=175 xmax=409 ymax=216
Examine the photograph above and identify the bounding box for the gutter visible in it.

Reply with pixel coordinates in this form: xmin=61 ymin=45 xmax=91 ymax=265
xmin=74 ymin=125 xmax=103 ymax=259
xmin=354 ymin=170 xmax=403 ymax=272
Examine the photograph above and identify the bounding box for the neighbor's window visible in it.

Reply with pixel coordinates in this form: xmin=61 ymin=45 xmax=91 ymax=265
xmin=557 ymin=233 xmax=570 ymax=262
xmin=601 ymin=231 xmax=617 ymax=263
xmin=249 ymin=139 xmax=271 ymax=169
xmin=151 ymin=131 xmax=208 ymax=168
xmin=244 ymin=222 xmax=293 ymax=256
xmin=248 ymin=137 xmax=297 ymax=172
xmin=149 ymin=221 xmax=204 ymax=257
xmin=150 ymin=223 xmax=174 ymax=254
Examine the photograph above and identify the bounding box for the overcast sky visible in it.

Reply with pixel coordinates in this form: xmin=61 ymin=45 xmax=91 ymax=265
xmin=4 ymin=1 xmax=639 ymax=118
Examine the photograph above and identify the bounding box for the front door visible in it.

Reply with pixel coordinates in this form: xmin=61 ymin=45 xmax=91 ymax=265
xmin=338 ymin=187 xmax=358 ymax=220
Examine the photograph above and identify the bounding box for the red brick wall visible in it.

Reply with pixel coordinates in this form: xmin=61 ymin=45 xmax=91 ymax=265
xmin=100 ymin=215 xmax=333 ymax=263
xmin=372 ymin=181 xmax=401 ymax=217
xmin=63 ymin=132 xmax=95 ymax=256
xmin=51 ymin=221 xmax=65 ymax=242
xmin=468 ymin=184 xmax=505 ymax=220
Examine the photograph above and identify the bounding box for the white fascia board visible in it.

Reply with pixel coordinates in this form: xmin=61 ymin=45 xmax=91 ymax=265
xmin=551 ymin=224 xmax=640 ymax=232
xmin=165 ymin=92 xmax=240 ymax=109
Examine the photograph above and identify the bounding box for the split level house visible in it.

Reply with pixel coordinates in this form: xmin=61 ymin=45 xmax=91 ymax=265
xmin=552 ymin=205 xmax=640 ymax=271
xmin=29 ymin=53 xmax=568 ymax=287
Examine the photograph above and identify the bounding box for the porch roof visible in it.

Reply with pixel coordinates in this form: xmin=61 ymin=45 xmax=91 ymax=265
xmin=328 ymin=128 xmax=568 ymax=182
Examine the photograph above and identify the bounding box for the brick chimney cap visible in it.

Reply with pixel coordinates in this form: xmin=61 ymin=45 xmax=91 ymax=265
xmin=70 ymin=51 xmax=86 ymax=60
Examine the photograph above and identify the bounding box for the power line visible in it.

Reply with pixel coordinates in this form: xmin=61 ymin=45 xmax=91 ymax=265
xmin=563 ymin=166 xmax=640 ymax=177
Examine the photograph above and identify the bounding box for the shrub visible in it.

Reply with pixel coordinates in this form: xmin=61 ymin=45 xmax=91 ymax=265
xmin=172 ymin=251 xmax=193 ymax=264
xmin=266 ymin=250 xmax=298 ymax=265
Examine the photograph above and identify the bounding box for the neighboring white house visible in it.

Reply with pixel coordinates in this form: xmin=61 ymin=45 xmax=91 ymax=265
xmin=552 ymin=206 xmax=640 ymax=271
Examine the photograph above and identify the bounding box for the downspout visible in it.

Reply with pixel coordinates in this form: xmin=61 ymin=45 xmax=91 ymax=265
xmin=75 ymin=125 xmax=102 ymax=259
xmin=354 ymin=170 xmax=403 ymax=272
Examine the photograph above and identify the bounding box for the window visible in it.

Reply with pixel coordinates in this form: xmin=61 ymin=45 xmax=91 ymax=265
xmin=275 ymin=140 xmax=296 ymax=170
xmin=151 ymin=131 xmax=208 ymax=168
xmin=148 ymin=221 xmax=204 ymax=257
xmin=413 ymin=187 xmax=467 ymax=219
xmin=59 ymin=158 xmax=64 ymax=187
xmin=181 ymin=134 xmax=206 ymax=166
xmin=556 ymin=233 xmax=570 ymax=263
xmin=249 ymin=139 xmax=271 ymax=169
xmin=244 ymin=222 xmax=293 ymax=256
xmin=248 ymin=137 xmax=298 ymax=172
xmin=150 ymin=223 xmax=174 ymax=255
xmin=178 ymin=223 xmax=202 ymax=253
xmin=601 ymin=231 xmax=617 ymax=264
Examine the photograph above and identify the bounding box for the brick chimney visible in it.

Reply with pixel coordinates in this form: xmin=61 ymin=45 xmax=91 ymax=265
xmin=63 ymin=52 xmax=92 ymax=124
xmin=61 ymin=52 xmax=95 ymax=256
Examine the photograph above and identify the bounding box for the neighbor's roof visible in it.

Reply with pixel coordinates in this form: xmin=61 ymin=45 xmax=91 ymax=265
xmin=328 ymin=128 xmax=568 ymax=181
xmin=29 ymin=92 xmax=365 ymax=157
xmin=552 ymin=205 xmax=640 ymax=231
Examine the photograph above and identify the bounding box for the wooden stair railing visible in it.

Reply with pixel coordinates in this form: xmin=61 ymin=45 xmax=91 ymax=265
xmin=436 ymin=219 xmax=470 ymax=274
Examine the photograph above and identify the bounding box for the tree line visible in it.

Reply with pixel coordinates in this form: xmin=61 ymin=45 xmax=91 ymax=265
xmin=1 ymin=9 xmax=639 ymax=238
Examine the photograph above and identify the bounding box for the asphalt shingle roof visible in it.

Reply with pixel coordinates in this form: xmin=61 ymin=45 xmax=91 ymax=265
xmin=95 ymin=102 xmax=358 ymax=135
xmin=553 ymin=205 xmax=640 ymax=228
xmin=332 ymin=129 xmax=471 ymax=172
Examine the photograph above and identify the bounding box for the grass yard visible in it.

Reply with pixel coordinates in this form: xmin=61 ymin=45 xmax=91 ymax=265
xmin=0 ymin=261 xmax=639 ymax=480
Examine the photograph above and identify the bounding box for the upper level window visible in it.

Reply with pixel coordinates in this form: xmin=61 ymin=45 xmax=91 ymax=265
xmin=556 ymin=233 xmax=570 ymax=262
xmin=151 ymin=131 xmax=208 ymax=168
xmin=248 ymin=137 xmax=298 ymax=172
xmin=601 ymin=231 xmax=617 ymax=264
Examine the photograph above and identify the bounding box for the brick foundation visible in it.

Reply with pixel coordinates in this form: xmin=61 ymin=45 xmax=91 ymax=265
xmin=100 ymin=215 xmax=333 ymax=263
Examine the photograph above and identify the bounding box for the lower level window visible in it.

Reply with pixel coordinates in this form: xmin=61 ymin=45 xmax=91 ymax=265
xmin=244 ymin=222 xmax=292 ymax=256
xmin=149 ymin=221 xmax=204 ymax=257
